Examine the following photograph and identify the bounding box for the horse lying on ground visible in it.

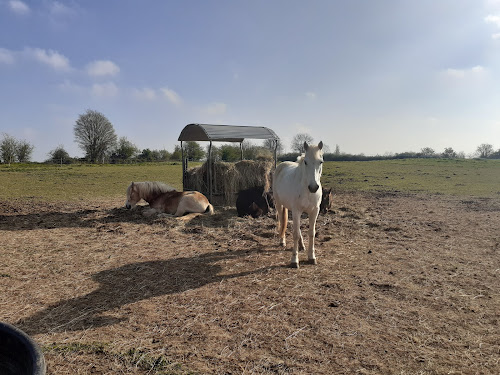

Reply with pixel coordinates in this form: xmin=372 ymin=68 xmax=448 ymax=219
xmin=272 ymin=141 xmax=324 ymax=268
xmin=236 ymin=186 xmax=274 ymax=218
xmin=125 ymin=181 xmax=214 ymax=216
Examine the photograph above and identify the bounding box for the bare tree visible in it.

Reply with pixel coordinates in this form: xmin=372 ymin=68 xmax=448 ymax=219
xmin=263 ymin=138 xmax=284 ymax=155
xmin=0 ymin=133 xmax=18 ymax=165
xmin=291 ymin=133 xmax=314 ymax=154
xmin=74 ymin=109 xmax=117 ymax=163
xmin=476 ymin=143 xmax=494 ymax=158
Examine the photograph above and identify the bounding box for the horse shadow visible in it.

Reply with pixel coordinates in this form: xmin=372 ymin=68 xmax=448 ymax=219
xmin=18 ymin=248 xmax=280 ymax=336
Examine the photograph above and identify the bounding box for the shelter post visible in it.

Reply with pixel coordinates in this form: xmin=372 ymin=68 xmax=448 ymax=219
xmin=274 ymin=139 xmax=278 ymax=168
xmin=208 ymin=141 xmax=213 ymax=201
xmin=181 ymin=141 xmax=186 ymax=190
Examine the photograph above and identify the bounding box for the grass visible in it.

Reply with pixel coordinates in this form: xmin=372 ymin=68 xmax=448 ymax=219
xmin=1 ymin=159 xmax=499 ymax=201
xmin=44 ymin=342 xmax=195 ymax=374
xmin=0 ymin=162 xmax=182 ymax=201
xmin=322 ymin=158 xmax=500 ymax=197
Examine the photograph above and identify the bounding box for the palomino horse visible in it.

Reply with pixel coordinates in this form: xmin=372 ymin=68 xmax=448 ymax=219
xmin=272 ymin=141 xmax=324 ymax=268
xmin=125 ymin=181 xmax=214 ymax=216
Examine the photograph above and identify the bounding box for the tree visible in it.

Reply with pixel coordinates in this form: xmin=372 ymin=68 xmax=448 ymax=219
xmin=420 ymin=147 xmax=436 ymax=158
xmin=334 ymin=144 xmax=341 ymax=155
xmin=171 ymin=145 xmax=182 ymax=161
xmin=158 ymin=149 xmax=171 ymax=161
xmin=263 ymin=138 xmax=284 ymax=155
xmin=74 ymin=109 xmax=117 ymax=163
xmin=442 ymin=147 xmax=457 ymax=159
xmin=291 ymin=133 xmax=313 ymax=154
xmin=219 ymin=144 xmax=241 ymax=161
xmin=47 ymin=145 xmax=72 ymax=164
xmin=184 ymin=141 xmax=206 ymax=161
xmin=112 ymin=137 xmax=139 ymax=161
xmin=0 ymin=133 xmax=18 ymax=165
xmin=137 ymin=148 xmax=153 ymax=161
xmin=15 ymin=140 xmax=34 ymax=162
xmin=476 ymin=143 xmax=494 ymax=158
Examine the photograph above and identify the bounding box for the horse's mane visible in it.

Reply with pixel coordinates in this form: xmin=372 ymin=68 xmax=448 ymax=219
xmin=296 ymin=154 xmax=305 ymax=164
xmin=131 ymin=181 xmax=176 ymax=201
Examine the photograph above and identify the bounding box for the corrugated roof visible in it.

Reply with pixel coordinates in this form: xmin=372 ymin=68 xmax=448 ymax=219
xmin=178 ymin=123 xmax=278 ymax=143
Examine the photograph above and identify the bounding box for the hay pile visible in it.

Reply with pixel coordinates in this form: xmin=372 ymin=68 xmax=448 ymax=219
xmin=185 ymin=159 xmax=273 ymax=205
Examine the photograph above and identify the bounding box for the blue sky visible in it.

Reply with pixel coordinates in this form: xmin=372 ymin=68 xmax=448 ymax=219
xmin=1 ymin=0 xmax=500 ymax=161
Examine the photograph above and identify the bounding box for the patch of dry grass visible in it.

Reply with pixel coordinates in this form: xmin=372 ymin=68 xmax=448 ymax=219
xmin=1 ymin=193 xmax=499 ymax=374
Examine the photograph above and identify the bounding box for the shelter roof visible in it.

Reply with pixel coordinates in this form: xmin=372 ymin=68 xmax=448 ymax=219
xmin=178 ymin=123 xmax=278 ymax=143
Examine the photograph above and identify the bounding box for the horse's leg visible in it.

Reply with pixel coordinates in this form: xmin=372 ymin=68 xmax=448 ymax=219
xmin=307 ymin=207 xmax=320 ymax=264
xmin=290 ymin=209 xmax=302 ymax=268
xmin=280 ymin=206 xmax=288 ymax=248
xmin=298 ymin=219 xmax=306 ymax=251
xmin=174 ymin=200 xmax=187 ymax=216
xmin=143 ymin=208 xmax=157 ymax=217
xmin=276 ymin=202 xmax=287 ymax=248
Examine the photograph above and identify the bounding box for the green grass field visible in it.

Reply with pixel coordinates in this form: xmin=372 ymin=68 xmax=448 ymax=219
xmin=1 ymin=159 xmax=499 ymax=201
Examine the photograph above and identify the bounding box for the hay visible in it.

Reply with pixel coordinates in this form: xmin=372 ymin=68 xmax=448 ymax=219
xmin=185 ymin=159 xmax=273 ymax=205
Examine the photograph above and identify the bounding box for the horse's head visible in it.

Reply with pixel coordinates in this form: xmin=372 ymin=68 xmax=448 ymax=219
xmin=125 ymin=182 xmax=140 ymax=209
xmin=302 ymin=141 xmax=324 ymax=194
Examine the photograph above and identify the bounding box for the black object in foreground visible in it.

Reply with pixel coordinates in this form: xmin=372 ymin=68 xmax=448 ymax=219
xmin=0 ymin=322 xmax=46 ymax=375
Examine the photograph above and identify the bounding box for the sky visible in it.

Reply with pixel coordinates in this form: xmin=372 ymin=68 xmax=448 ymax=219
xmin=1 ymin=0 xmax=500 ymax=162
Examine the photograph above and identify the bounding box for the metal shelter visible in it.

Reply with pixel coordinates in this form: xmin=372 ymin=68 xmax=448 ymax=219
xmin=178 ymin=123 xmax=279 ymax=200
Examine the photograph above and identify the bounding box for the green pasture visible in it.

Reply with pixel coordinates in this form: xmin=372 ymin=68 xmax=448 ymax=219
xmin=0 ymin=162 xmax=182 ymax=201
xmin=322 ymin=158 xmax=500 ymax=197
xmin=0 ymin=159 xmax=499 ymax=201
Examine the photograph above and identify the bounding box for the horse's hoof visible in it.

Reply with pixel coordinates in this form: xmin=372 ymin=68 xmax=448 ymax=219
xmin=289 ymin=262 xmax=299 ymax=269
xmin=307 ymin=258 xmax=317 ymax=265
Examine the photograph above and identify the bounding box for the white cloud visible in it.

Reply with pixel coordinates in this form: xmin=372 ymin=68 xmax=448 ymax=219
xmin=133 ymin=87 xmax=157 ymax=101
xmin=204 ymin=102 xmax=227 ymax=116
xmin=492 ymin=32 xmax=500 ymax=39
xmin=91 ymin=82 xmax=118 ymax=97
xmin=485 ymin=14 xmax=500 ymax=27
xmin=9 ymin=0 xmax=30 ymax=15
xmin=24 ymin=47 xmax=71 ymax=71
xmin=49 ymin=1 xmax=75 ymax=16
xmin=485 ymin=0 xmax=500 ymax=8
xmin=0 ymin=48 xmax=15 ymax=64
xmin=161 ymin=88 xmax=182 ymax=106
xmin=86 ymin=60 xmax=120 ymax=77
xmin=444 ymin=66 xmax=486 ymax=79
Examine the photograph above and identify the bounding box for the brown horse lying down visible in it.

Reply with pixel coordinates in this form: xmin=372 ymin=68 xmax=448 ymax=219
xmin=125 ymin=181 xmax=214 ymax=216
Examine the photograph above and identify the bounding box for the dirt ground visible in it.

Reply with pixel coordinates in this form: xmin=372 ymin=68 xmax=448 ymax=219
xmin=1 ymin=192 xmax=499 ymax=374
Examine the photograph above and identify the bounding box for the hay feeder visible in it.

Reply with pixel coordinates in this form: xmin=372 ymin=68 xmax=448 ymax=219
xmin=178 ymin=124 xmax=279 ymax=205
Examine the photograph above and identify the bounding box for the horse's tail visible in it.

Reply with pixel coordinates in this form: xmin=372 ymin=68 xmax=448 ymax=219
xmin=205 ymin=203 xmax=215 ymax=215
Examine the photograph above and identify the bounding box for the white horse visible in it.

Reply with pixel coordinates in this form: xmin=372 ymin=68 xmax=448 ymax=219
xmin=272 ymin=141 xmax=324 ymax=268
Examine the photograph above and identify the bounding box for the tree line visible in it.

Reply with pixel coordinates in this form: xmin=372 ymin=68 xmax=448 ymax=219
xmin=2 ymin=110 xmax=500 ymax=164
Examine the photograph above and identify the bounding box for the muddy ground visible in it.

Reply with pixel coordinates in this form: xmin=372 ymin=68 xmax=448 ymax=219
xmin=0 ymin=192 xmax=499 ymax=374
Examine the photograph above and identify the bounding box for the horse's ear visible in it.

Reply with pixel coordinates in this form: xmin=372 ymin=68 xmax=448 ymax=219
xmin=304 ymin=141 xmax=309 ymax=151
xmin=318 ymin=141 xmax=323 ymax=150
